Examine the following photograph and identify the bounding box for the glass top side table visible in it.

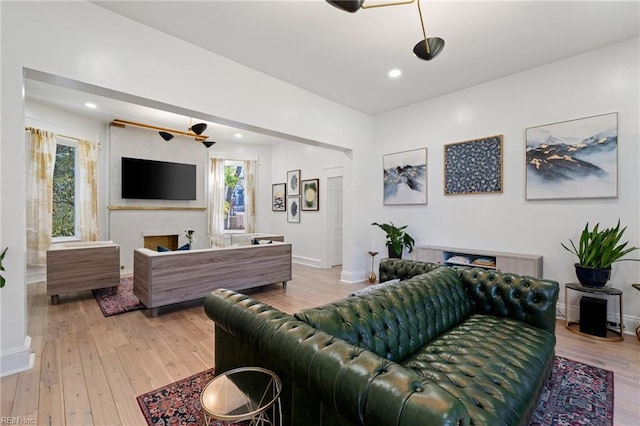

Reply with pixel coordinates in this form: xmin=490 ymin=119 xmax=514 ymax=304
xmin=565 ymin=283 xmax=624 ymax=342
xmin=200 ymin=366 xmax=282 ymax=425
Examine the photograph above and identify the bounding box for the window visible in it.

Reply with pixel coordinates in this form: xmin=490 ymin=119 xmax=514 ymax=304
xmin=224 ymin=161 xmax=245 ymax=231
xmin=52 ymin=138 xmax=78 ymax=240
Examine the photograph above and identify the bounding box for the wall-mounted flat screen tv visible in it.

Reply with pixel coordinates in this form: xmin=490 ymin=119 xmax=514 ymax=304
xmin=121 ymin=157 xmax=197 ymax=200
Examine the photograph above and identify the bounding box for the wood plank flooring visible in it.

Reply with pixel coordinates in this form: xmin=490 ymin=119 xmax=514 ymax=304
xmin=2 ymin=264 xmax=639 ymax=425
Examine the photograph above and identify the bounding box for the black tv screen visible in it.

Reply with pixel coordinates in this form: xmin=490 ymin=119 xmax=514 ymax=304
xmin=121 ymin=157 xmax=197 ymax=200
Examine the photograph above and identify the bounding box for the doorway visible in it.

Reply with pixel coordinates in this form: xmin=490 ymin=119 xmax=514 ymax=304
xmin=325 ymin=175 xmax=343 ymax=267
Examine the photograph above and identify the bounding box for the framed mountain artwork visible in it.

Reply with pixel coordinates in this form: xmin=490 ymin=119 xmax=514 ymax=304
xmin=383 ymin=148 xmax=427 ymax=205
xmin=526 ymin=112 xmax=618 ymax=200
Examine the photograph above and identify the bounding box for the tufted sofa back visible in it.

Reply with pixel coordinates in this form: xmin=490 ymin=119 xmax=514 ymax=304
xmin=295 ymin=268 xmax=473 ymax=362
xmin=378 ymin=258 xmax=441 ymax=282
xmin=455 ymin=266 xmax=559 ymax=334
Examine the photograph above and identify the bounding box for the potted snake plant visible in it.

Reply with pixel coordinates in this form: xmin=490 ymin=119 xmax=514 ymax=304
xmin=371 ymin=222 xmax=415 ymax=259
xmin=0 ymin=247 xmax=7 ymax=288
xmin=561 ymin=220 xmax=639 ymax=287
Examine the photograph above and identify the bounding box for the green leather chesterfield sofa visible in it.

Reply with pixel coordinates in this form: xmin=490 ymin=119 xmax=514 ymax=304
xmin=204 ymin=259 xmax=559 ymax=426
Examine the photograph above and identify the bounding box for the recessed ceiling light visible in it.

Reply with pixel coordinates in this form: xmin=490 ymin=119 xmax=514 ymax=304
xmin=84 ymin=102 xmax=97 ymax=109
xmin=234 ymin=133 xmax=243 ymax=138
xmin=388 ymin=69 xmax=402 ymax=78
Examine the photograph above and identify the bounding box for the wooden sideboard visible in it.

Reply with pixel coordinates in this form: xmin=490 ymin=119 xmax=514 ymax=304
xmin=134 ymin=242 xmax=292 ymax=315
xmin=412 ymin=245 xmax=543 ymax=278
xmin=47 ymin=241 xmax=120 ymax=304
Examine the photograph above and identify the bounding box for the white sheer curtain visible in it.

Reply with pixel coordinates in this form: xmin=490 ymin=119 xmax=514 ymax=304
xmin=243 ymin=160 xmax=257 ymax=234
xmin=77 ymin=139 xmax=99 ymax=241
xmin=26 ymin=127 xmax=56 ymax=267
xmin=208 ymin=158 xmax=226 ymax=247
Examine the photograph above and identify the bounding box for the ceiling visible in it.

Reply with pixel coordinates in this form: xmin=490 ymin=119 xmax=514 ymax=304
xmin=26 ymin=1 xmax=640 ymax=143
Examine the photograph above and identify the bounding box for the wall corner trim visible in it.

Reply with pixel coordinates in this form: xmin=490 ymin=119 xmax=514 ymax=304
xmin=0 ymin=335 xmax=35 ymax=378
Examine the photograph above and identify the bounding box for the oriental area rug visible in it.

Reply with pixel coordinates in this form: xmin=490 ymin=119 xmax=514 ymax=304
xmin=92 ymin=275 xmax=145 ymax=316
xmin=136 ymin=357 xmax=613 ymax=426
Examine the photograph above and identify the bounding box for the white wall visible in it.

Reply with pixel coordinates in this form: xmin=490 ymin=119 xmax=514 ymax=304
xmin=370 ymin=37 xmax=640 ymax=329
xmin=109 ymin=125 xmax=210 ymax=270
xmin=267 ymin=142 xmax=350 ymax=268
xmin=0 ymin=1 xmax=371 ymax=377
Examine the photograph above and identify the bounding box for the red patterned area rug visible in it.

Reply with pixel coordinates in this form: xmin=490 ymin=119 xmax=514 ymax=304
xmin=530 ymin=356 xmax=614 ymax=426
xmin=92 ymin=276 xmax=145 ymax=317
xmin=136 ymin=357 xmax=613 ymax=426
xmin=136 ymin=369 xmax=251 ymax=426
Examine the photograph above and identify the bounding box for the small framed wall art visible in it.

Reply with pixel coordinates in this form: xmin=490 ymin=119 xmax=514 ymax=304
xmin=444 ymin=135 xmax=503 ymax=195
xmin=525 ymin=112 xmax=618 ymax=200
xmin=272 ymin=183 xmax=286 ymax=211
xmin=287 ymin=197 xmax=301 ymax=223
xmin=301 ymin=178 xmax=319 ymax=211
xmin=383 ymin=148 xmax=428 ymax=205
xmin=287 ymin=170 xmax=301 ymax=196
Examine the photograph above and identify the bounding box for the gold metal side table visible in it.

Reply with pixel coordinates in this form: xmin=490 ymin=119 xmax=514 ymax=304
xmin=565 ymin=283 xmax=623 ymax=342
xmin=201 ymin=366 xmax=282 ymax=426
xmin=632 ymin=284 xmax=640 ymax=340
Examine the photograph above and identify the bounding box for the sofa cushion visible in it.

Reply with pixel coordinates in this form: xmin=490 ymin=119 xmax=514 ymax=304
xmin=456 ymin=267 xmax=559 ymax=335
xmin=296 ymin=268 xmax=473 ymax=362
xmin=402 ymin=313 xmax=556 ymax=426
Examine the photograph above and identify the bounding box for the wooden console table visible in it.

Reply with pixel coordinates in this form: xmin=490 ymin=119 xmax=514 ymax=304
xmin=412 ymin=245 xmax=543 ymax=278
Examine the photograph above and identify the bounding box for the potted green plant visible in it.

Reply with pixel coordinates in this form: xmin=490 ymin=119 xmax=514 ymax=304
xmin=0 ymin=247 xmax=7 ymax=288
xmin=561 ymin=220 xmax=639 ymax=287
xmin=371 ymin=222 xmax=415 ymax=259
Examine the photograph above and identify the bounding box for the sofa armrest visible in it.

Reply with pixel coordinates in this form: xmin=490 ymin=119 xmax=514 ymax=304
xmin=204 ymin=289 xmax=471 ymax=426
xmin=379 ymin=258 xmax=441 ymax=282
xmin=456 ymin=267 xmax=559 ymax=334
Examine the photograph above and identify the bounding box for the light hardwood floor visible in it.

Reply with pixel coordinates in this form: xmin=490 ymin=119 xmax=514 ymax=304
xmin=2 ymin=264 xmax=639 ymax=425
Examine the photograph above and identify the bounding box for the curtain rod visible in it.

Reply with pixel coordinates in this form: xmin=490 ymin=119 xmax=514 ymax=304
xmin=25 ymin=127 xmax=100 ymax=146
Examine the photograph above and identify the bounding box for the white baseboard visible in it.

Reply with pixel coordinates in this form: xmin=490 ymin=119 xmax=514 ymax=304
xmin=292 ymin=255 xmax=322 ymax=269
xmin=340 ymin=269 xmax=368 ymax=284
xmin=557 ymin=302 xmax=639 ymax=337
xmin=0 ymin=335 xmax=35 ymax=377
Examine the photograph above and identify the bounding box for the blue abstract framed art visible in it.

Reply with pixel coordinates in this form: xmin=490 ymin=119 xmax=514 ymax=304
xmin=444 ymin=135 xmax=503 ymax=195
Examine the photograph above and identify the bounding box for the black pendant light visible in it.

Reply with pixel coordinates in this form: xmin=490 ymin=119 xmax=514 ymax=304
xmin=413 ymin=0 xmax=444 ymax=61
xmin=413 ymin=38 xmax=445 ymax=61
xmin=158 ymin=118 xmax=208 ymax=142
xmin=159 ymin=131 xmax=174 ymax=141
xmin=189 ymin=122 xmax=207 ymax=136
xmin=202 ymin=140 xmax=216 ymax=148
xmin=325 ymin=0 xmax=444 ymax=61
xmin=326 ymin=0 xmax=365 ymax=13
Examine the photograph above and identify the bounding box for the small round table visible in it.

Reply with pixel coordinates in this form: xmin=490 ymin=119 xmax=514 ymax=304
xmin=200 ymin=367 xmax=282 ymax=426
xmin=632 ymin=284 xmax=640 ymax=340
xmin=565 ymin=283 xmax=624 ymax=342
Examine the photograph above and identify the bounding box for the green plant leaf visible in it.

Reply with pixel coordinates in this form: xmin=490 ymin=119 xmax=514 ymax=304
xmin=372 ymin=222 xmax=415 ymax=255
xmin=561 ymin=220 xmax=639 ymax=269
